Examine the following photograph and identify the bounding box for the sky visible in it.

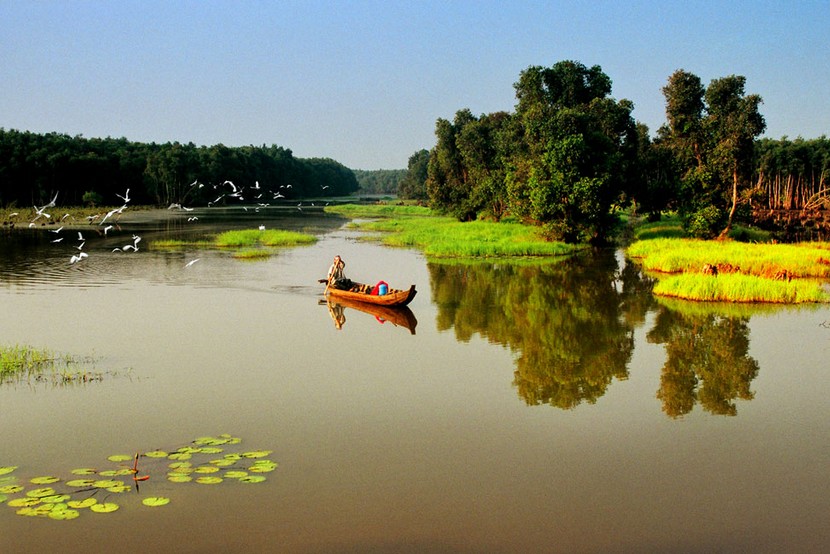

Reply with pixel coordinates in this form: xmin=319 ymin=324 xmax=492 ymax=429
xmin=1 ymin=0 xmax=828 ymax=169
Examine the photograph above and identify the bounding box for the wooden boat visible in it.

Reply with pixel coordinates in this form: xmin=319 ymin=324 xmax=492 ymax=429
xmin=326 ymin=297 xmax=418 ymax=334
xmin=324 ymin=281 xmax=417 ymax=307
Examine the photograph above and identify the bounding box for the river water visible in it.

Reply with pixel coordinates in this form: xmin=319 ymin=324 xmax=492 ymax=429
xmin=1 ymin=209 xmax=828 ymax=553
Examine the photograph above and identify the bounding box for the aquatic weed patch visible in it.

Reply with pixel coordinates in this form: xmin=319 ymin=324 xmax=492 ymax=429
xmin=0 ymin=345 xmax=120 ymax=387
xmin=0 ymin=434 xmax=277 ymax=521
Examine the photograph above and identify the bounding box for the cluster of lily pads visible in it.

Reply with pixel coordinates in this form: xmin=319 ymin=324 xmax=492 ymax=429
xmin=0 ymin=434 xmax=276 ymax=521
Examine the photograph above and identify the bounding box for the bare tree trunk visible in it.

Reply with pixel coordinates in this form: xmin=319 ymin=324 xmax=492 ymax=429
xmin=719 ymin=165 xmax=739 ymax=240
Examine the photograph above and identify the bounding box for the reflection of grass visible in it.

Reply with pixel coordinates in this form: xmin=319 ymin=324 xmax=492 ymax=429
xmin=1 ymin=345 xmax=114 ymax=386
xmin=232 ymin=248 xmax=272 ymax=260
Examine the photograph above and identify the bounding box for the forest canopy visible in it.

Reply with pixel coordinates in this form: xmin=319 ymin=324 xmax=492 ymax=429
xmin=0 ymin=129 xmax=359 ymax=208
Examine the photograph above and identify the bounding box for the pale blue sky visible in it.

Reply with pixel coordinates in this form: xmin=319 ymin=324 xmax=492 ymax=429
xmin=1 ymin=0 xmax=827 ymax=169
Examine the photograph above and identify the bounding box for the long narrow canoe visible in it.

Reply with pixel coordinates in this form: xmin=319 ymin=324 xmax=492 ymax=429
xmin=325 ymin=282 xmax=417 ymax=307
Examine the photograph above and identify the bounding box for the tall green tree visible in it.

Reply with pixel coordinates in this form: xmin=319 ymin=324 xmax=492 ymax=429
xmin=508 ymin=61 xmax=638 ymax=242
xmin=661 ymin=70 xmax=765 ymax=238
xmin=398 ymin=149 xmax=430 ymax=200
xmin=705 ymin=76 xmax=766 ymax=237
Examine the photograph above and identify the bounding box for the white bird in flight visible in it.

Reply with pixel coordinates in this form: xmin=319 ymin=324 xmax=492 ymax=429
xmin=184 ymin=258 xmax=201 ymax=268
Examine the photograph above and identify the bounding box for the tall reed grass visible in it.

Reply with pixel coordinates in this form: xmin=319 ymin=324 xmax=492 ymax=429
xmin=653 ymin=273 xmax=830 ymax=303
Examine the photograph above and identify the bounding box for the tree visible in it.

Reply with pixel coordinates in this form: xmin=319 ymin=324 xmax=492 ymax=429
xmin=508 ymin=61 xmax=637 ymax=242
xmin=661 ymin=70 xmax=765 ymax=238
xmin=398 ymin=149 xmax=430 ymax=201
xmin=705 ymin=76 xmax=766 ymax=237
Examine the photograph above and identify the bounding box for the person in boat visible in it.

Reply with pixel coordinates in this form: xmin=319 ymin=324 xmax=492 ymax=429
xmin=327 ymin=255 xmax=352 ymax=290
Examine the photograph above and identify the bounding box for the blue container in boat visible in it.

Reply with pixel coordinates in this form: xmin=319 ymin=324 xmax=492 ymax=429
xmin=378 ymin=283 xmax=388 ymax=295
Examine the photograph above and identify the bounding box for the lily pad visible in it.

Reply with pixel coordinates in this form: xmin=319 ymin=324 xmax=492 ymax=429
xmin=199 ymin=447 xmax=224 ymax=454
xmin=0 ymin=485 xmax=24 ymax=494
xmin=0 ymin=466 xmax=18 ymax=475
xmin=66 ymin=479 xmax=96 ymax=487
xmin=90 ymin=502 xmax=119 ymax=513
xmin=242 ymin=450 xmax=272 ymax=459
xmin=142 ymin=496 xmax=171 ymax=507
xmin=48 ymin=508 xmax=80 ymax=520
xmin=167 ymin=474 xmax=192 ymax=483
xmin=8 ymin=497 xmax=41 ymax=507
xmin=26 ymin=487 xmax=56 ymax=498
xmin=71 ymin=468 xmax=98 ymax=475
xmin=106 ymin=484 xmax=131 ymax=493
xmin=224 ymin=471 xmax=249 ymax=479
xmin=144 ymin=450 xmax=168 ymax=458
xmin=0 ymin=494 xmax=6 ymax=503
xmin=168 ymin=452 xmax=192 ymax=461
xmin=195 ymin=476 xmax=223 ymax=485
xmin=67 ymin=498 xmax=97 ymax=509
xmin=30 ymin=476 xmax=60 ymax=485
xmin=107 ymin=454 xmax=133 ymax=463
xmin=209 ymin=459 xmax=235 ymax=467
xmin=238 ymin=475 xmax=267 ymax=484
xmin=41 ymin=494 xmax=71 ymax=504
xmin=93 ymin=479 xmax=122 ymax=488
xmin=194 ymin=466 xmax=220 ymax=474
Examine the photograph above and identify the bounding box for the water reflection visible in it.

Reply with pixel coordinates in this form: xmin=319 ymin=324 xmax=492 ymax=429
xmin=429 ymin=251 xmax=649 ymax=409
xmin=648 ymin=300 xmax=760 ymax=417
xmin=322 ymin=298 xmax=418 ymax=334
xmin=428 ymin=251 xmax=768 ymax=416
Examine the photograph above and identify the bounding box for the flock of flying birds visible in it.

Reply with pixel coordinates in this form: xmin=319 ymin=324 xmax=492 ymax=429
xmin=24 ymin=179 xmax=315 ymax=268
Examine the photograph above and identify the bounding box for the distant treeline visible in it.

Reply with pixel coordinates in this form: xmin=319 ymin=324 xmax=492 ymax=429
xmin=396 ymin=61 xmax=830 ymax=241
xmin=0 ymin=128 xmax=359 ymax=208
xmin=352 ymin=169 xmax=406 ymax=195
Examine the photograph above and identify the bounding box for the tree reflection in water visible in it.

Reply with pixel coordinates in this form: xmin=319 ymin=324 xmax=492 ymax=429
xmin=647 ymin=301 xmax=760 ymax=418
xmin=429 ymin=251 xmax=761 ymax=416
xmin=428 ymin=251 xmax=653 ymax=409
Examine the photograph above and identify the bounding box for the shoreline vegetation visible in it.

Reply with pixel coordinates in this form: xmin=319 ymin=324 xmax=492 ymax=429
xmin=626 ymin=215 xmax=830 ymax=303
xmin=0 ymin=345 xmax=114 ymax=386
xmin=4 ymin=202 xmax=829 ymax=303
xmin=151 ymin=229 xmax=317 ymax=259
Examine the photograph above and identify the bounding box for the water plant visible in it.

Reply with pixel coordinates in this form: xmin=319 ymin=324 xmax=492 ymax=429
xmin=0 ymin=345 xmax=115 ymax=387
xmin=0 ymin=434 xmax=276 ymax=521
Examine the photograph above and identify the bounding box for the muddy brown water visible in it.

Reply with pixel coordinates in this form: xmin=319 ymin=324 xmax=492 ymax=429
xmin=1 ymin=209 xmax=828 ymax=553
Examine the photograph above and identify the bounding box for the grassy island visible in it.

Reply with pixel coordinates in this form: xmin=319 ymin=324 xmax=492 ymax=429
xmin=324 ymin=204 xmax=584 ymax=258
xmin=627 ymin=217 xmax=830 ymax=303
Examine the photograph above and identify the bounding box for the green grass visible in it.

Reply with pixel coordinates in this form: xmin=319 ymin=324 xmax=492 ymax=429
xmin=627 ymin=215 xmax=830 ymax=303
xmin=324 ymin=204 xmax=433 ymax=218
xmin=1 ymin=345 xmax=112 ymax=386
xmin=653 ymin=273 xmax=830 ymax=303
xmin=340 ymin=210 xmax=583 ymax=258
xmin=214 ymin=229 xmax=317 ymax=248
xmin=150 ymin=229 xmax=317 ymax=253
xmin=627 ymin=238 xmax=830 ymax=279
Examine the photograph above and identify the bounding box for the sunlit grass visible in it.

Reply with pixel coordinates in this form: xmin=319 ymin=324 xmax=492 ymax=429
xmin=346 ymin=214 xmax=583 ymax=258
xmin=627 ymin=238 xmax=830 ymax=278
xmin=653 ymin=273 xmax=830 ymax=303
xmin=214 ymin=229 xmax=316 ymax=248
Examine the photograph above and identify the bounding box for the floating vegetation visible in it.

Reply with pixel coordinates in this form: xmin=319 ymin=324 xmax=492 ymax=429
xmin=0 ymin=434 xmax=276 ymax=521
xmin=0 ymin=344 xmax=124 ymax=387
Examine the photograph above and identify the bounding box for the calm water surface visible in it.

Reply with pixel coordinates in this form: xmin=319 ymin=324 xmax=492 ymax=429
xmin=1 ymin=209 xmax=828 ymax=553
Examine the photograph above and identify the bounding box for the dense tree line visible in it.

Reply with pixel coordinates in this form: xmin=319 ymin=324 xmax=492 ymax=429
xmin=352 ymin=169 xmax=406 ymax=195
xmin=400 ymin=60 xmax=825 ymax=242
xmin=0 ymin=129 xmax=359 ymax=208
